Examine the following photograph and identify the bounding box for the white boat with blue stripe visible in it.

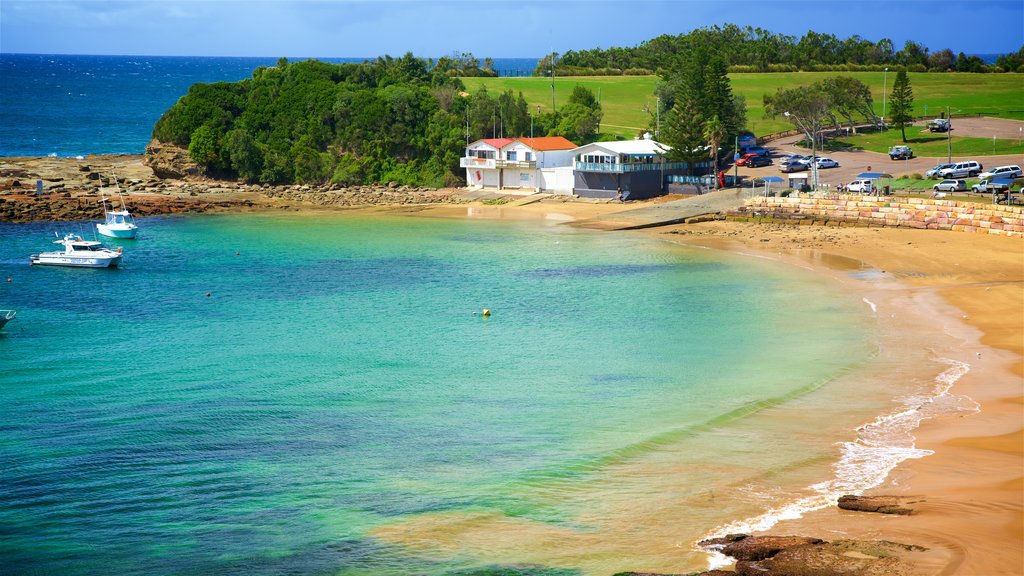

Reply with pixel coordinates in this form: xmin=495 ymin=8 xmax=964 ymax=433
xmin=30 ymin=233 xmax=123 ymax=268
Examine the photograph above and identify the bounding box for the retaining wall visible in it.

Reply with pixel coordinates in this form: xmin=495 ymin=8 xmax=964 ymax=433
xmin=738 ymin=194 xmax=1024 ymax=238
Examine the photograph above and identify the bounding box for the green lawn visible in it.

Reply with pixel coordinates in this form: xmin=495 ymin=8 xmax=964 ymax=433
xmin=463 ymin=72 xmax=1024 ymax=143
xmin=823 ymin=126 xmax=1024 ymax=157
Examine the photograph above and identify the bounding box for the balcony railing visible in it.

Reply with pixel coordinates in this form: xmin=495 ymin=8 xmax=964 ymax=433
xmin=495 ymin=159 xmax=536 ymax=169
xmin=460 ymin=157 xmax=496 ymax=169
xmin=574 ymin=161 xmax=690 ymax=173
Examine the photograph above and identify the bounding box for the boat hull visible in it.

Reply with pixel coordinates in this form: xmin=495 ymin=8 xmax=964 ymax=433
xmin=97 ymin=223 xmax=138 ymax=239
xmin=30 ymin=254 xmax=121 ymax=268
xmin=0 ymin=311 xmax=14 ymax=330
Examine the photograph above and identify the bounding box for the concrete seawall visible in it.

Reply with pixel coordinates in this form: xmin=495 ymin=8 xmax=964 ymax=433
xmin=737 ymin=194 xmax=1024 ymax=238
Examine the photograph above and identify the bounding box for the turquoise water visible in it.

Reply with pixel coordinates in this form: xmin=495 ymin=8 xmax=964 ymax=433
xmin=0 ymin=213 xmax=873 ymax=574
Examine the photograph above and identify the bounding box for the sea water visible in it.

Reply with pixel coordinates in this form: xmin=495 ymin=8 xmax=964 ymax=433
xmin=0 ymin=54 xmax=539 ymax=157
xmin=0 ymin=212 xmax=895 ymax=574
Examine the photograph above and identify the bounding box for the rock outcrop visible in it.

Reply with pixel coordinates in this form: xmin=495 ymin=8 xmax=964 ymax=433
xmin=838 ymin=495 xmax=922 ymax=515
xmin=144 ymin=138 xmax=202 ymax=179
xmin=696 ymin=534 xmax=927 ymax=576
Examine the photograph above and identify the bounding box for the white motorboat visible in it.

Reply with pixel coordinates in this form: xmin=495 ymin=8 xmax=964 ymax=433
xmin=30 ymin=233 xmax=123 ymax=268
xmin=96 ymin=175 xmax=138 ymax=239
xmin=0 ymin=310 xmax=14 ymax=330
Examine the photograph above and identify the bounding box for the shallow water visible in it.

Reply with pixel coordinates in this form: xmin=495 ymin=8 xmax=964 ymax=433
xmin=0 ymin=212 xmax=886 ymax=574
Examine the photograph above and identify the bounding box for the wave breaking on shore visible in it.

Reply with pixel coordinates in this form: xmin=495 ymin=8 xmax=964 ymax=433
xmin=698 ymin=357 xmax=978 ymax=570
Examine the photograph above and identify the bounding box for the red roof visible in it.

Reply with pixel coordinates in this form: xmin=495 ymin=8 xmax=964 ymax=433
xmin=516 ymin=136 xmax=577 ymax=151
xmin=479 ymin=138 xmax=516 ymax=149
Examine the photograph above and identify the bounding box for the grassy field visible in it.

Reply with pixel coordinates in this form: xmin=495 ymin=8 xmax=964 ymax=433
xmin=824 ymin=126 xmax=1024 ymax=157
xmin=462 ymin=72 xmax=1024 ymax=142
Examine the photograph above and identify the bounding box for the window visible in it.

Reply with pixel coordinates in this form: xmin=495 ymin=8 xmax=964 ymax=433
xmin=525 ymin=152 xmax=533 ymax=162
xmin=507 ymin=151 xmax=517 ymax=161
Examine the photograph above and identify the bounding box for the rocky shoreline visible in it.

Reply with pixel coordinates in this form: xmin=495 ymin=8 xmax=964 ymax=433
xmin=0 ymin=152 xmax=463 ymax=223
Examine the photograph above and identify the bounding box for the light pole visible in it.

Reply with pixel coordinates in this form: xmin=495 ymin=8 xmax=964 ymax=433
xmin=882 ymin=67 xmax=889 ymax=128
xmin=947 ymin=106 xmax=952 ymax=163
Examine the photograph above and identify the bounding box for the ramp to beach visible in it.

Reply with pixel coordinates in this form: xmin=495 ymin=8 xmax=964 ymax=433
xmin=575 ymin=187 xmax=759 ymax=230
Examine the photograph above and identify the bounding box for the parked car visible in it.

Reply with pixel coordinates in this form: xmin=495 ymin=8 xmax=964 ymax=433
xmin=933 ymin=179 xmax=967 ymax=192
xmin=735 ymin=152 xmax=761 ymax=166
xmin=971 ymin=180 xmax=1010 ymax=193
xmin=741 ymin=146 xmax=770 ymax=157
xmin=780 ymin=160 xmax=808 ymax=173
xmin=815 ymin=157 xmax=839 ymax=169
xmin=888 ymin=145 xmax=913 ymax=160
xmin=927 ymin=119 xmax=951 ymax=132
xmin=925 ymin=163 xmax=955 ymax=178
xmin=746 ymin=155 xmax=772 ymax=168
xmin=938 ymin=161 xmax=983 ymax=178
xmin=845 ymin=179 xmax=876 ymax=193
xmin=978 ymin=165 xmax=1022 ymax=180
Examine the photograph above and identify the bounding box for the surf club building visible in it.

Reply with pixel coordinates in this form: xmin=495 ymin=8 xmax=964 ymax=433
xmin=461 ymin=136 xmax=577 ymax=194
xmin=571 ymin=134 xmax=691 ymax=200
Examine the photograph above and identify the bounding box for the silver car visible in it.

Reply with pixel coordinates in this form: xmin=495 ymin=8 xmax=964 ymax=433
xmin=933 ymin=179 xmax=966 ymax=192
xmin=925 ymin=164 xmax=954 ymax=178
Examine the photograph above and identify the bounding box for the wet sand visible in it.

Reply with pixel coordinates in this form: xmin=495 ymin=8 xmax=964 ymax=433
xmin=658 ymin=221 xmax=1023 ymax=575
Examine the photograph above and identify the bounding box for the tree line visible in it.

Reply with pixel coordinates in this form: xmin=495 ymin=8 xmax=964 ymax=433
xmin=152 ymin=55 xmax=603 ymax=186
xmin=534 ymin=24 xmax=1024 ymax=76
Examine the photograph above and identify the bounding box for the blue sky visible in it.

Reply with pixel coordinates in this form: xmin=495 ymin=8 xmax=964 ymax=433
xmin=1 ymin=0 xmax=1021 ymax=58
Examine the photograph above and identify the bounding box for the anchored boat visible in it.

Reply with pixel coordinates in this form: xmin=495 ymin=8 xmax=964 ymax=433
xmin=30 ymin=233 xmax=123 ymax=268
xmin=0 ymin=310 xmax=15 ymax=330
xmin=97 ymin=175 xmax=138 ymax=239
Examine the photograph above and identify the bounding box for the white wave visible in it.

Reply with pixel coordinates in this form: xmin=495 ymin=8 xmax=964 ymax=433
xmin=697 ymin=356 xmax=976 ymax=569
xmin=862 ymin=297 xmax=877 ymax=313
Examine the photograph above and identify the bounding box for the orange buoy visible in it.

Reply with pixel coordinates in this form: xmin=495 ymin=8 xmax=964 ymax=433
xmin=482 ymin=308 xmax=491 ymax=316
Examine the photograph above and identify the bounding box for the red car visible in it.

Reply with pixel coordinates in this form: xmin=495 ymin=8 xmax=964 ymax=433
xmin=735 ymin=152 xmax=761 ymax=167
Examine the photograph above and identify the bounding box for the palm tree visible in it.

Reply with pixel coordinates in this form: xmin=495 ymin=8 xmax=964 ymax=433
xmin=702 ymin=115 xmax=726 ymax=189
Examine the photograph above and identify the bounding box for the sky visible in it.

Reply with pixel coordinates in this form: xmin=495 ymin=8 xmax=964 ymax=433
xmin=1 ymin=0 xmax=1022 ymax=59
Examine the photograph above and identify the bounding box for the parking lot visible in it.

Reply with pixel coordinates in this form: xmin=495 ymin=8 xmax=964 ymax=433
xmin=735 ymin=117 xmax=1024 ymax=190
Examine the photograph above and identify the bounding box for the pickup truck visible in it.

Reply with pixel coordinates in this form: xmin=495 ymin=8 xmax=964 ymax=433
xmin=971 ymin=180 xmax=1009 ymax=193
xmin=888 ymin=145 xmax=913 ymax=160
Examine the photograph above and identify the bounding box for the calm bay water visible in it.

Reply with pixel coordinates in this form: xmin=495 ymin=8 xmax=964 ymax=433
xmin=0 ymin=54 xmax=539 ymax=157
xmin=0 ymin=212 xmax=878 ymax=574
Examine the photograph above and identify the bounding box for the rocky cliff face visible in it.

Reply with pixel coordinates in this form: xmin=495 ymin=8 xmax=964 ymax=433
xmin=144 ymin=139 xmax=202 ymax=179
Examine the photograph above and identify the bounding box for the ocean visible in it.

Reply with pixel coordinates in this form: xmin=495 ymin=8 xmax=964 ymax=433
xmin=0 ymin=211 xmax=968 ymax=574
xmin=0 ymin=53 xmax=970 ymax=574
xmin=0 ymin=54 xmax=539 ymax=158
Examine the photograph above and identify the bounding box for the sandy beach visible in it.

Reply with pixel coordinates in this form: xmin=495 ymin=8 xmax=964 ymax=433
xmin=2 ymin=154 xmax=1022 ymax=574
xmin=652 ymin=221 xmax=1023 ymax=575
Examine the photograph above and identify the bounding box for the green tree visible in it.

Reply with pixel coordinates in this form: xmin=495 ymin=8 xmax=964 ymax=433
xmin=553 ymin=103 xmax=601 ymax=142
xmin=187 ymin=124 xmax=220 ymax=170
xmin=888 ymin=69 xmax=914 ymax=142
xmin=223 ymin=128 xmax=263 ymax=181
xmin=661 ymin=100 xmax=706 ymax=175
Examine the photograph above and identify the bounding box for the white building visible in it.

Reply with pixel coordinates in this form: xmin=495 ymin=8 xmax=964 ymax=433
xmin=461 ymin=136 xmax=577 ymax=193
xmin=571 ymin=136 xmax=693 ymax=199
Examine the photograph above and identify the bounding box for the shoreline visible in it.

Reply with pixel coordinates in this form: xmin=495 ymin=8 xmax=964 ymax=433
xmin=3 ymin=154 xmax=1021 ymax=574
xmin=653 ymin=221 xmax=1023 ymax=575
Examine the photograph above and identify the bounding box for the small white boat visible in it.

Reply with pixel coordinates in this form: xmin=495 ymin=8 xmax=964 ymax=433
xmin=30 ymin=233 xmax=123 ymax=268
xmin=96 ymin=175 xmax=138 ymax=239
xmin=0 ymin=310 xmax=15 ymax=330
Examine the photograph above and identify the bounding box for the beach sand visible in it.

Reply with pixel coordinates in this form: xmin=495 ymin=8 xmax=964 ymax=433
xmin=648 ymin=221 xmax=1023 ymax=575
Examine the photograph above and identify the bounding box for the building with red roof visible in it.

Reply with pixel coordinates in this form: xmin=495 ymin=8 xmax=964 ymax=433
xmin=462 ymin=136 xmax=577 ymax=193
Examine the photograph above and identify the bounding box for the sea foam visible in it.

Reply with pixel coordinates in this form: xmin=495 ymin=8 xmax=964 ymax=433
xmin=699 ymin=357 xmax=977 ymax=570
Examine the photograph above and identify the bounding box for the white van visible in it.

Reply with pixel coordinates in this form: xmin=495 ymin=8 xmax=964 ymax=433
xmin=978 ymin=165 xmax=1022 ymax=180
xmin=938 ymin=161 xmax=983 ymax=178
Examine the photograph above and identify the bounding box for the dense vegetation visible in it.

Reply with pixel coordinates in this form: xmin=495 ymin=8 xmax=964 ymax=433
xmin=152 ymin=55 xmax=602 ymax=186
xmin=534 ymin=24 xmax=1024 ymax=76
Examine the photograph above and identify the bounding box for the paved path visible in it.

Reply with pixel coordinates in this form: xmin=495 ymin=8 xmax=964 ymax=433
xmin=574 ymin=187 xmax=759 ymax=230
